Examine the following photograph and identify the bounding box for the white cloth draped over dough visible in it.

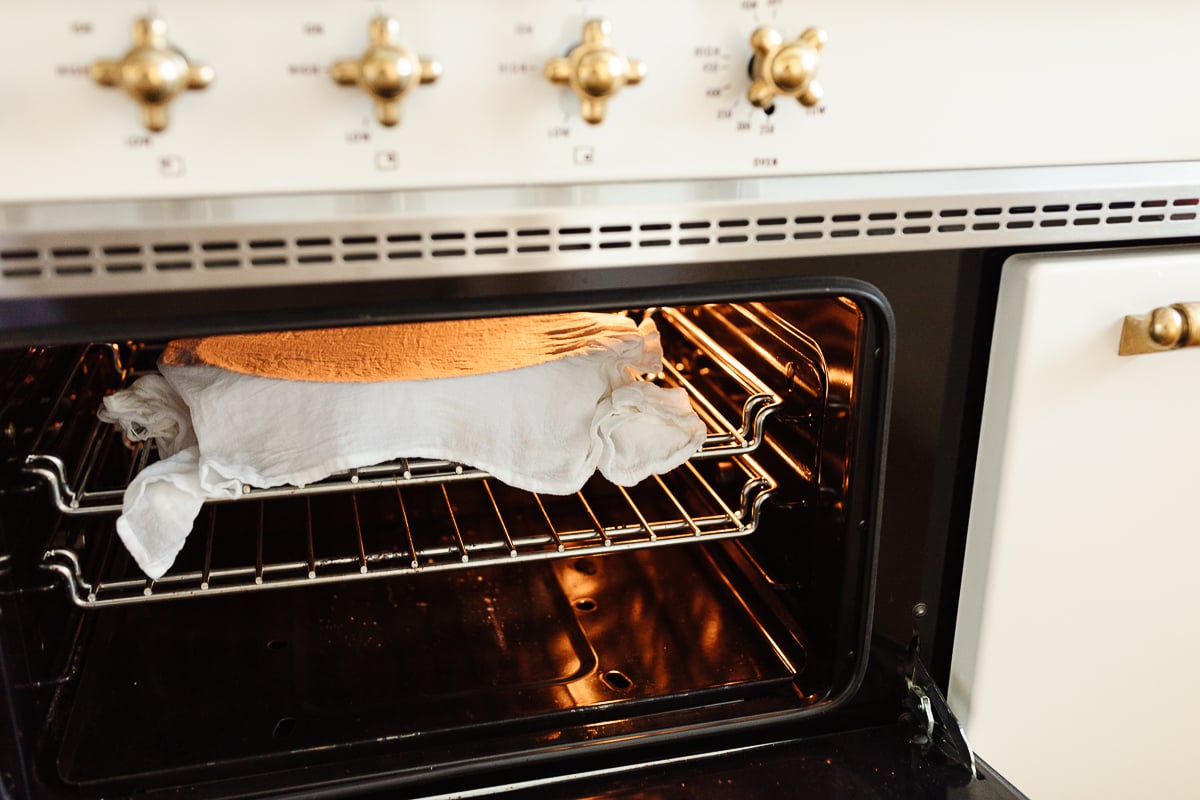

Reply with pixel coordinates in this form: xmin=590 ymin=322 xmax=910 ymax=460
xmin=99 ymin=313 xmax=706 ymax=579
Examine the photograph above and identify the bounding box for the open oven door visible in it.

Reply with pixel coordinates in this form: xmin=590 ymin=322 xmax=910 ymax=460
xmin=400 ymin=724 xmax=1027 ymax=800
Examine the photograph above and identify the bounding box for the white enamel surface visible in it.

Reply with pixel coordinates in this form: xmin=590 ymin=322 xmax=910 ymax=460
xmin=951 ymin=246 xmax=1200 ymax=799
xmin=1 ymin=0 xmax=1199 ymax=202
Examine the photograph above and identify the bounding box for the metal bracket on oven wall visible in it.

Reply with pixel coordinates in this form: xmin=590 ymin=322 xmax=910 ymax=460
xmin=904 ymin=636 xmax=978 ymax=779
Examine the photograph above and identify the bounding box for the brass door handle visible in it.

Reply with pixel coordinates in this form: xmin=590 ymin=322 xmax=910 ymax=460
xmin=1118 ymin=303 xmax=1200 ymax=355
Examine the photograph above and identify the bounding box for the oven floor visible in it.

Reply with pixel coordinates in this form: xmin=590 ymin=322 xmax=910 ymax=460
xmin=56 ymin=545 xmax=803 ymax=787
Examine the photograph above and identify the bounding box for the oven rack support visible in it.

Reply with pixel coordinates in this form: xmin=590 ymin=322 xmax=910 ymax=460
xmin=41 ymin=454 xmax=778 ymax=607
xmin=24 ymin=310 xmax=790 ymax=515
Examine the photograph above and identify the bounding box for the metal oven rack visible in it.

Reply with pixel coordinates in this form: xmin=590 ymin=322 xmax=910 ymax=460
xmin=15 ymin=307 xmax=814 ymax=607
xmin=25 ymin=308 xmax=784 ymax=516
xmin=44 ymin=456 xmax=776 ymax=607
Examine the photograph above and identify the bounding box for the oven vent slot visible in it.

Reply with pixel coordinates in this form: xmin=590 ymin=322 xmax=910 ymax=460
xmin=5 ymin=192 xmax=1200 ymax=287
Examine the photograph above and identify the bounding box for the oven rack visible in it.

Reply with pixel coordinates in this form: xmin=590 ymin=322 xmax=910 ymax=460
xmin=23 ymin=308 xmax=787 ymax=515
xmin=42 ymin=454 xmax=777 ymax=607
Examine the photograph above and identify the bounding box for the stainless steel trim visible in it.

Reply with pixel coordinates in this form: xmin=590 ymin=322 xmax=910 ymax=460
xmin=3 ymin=162 xmax=1200 ymax=300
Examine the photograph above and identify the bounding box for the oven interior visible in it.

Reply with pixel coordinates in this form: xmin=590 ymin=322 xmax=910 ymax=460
xmin=0 ymin=294 xmax=889 ymax=797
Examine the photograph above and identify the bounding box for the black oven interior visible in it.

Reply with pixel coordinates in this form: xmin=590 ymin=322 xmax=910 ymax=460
xmin=0 ymin=288 xmax=897 ymax=797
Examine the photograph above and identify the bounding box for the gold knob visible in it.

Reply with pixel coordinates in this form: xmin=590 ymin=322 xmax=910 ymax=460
xmin=332 ymin=17 xmax=441 ymax=127
xmin=90 ymin=17 xmax=214 ymax=132
xmin=1118 ymin=302 xmax=1200 ymax=355
xmin=544 ymin=19 xmax=646 ymax=125
xmin=747 ymin=26 xmax=827 ymax=111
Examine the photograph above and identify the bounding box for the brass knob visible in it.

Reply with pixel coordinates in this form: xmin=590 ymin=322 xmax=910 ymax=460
xmin=544 ymin=19 xmax=646 ymax=125
xmin=332 ymin=17 xmax=441 ymax=127
xmin=90 ymin=17 xmax=214 ymax=132
xmin=1118 ymin=302 xmax=1200 ymax=355
xmin=747 ymin=26 xmax=827 ymax=111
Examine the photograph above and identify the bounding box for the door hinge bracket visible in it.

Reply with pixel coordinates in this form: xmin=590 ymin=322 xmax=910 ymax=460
xmin=904 ymin=637 xmax=977 ymax=779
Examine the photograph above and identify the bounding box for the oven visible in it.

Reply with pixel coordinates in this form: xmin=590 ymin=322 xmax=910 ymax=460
xmin=0 ymin=2 xmax=1198 ymax=798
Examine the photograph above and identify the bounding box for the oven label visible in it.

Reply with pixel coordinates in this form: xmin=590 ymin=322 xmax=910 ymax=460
xmin=497 ymin=62 xmax=541 ymax=75
xmin=752 ymin=157 xmax=778 ymax=168
xmin=159 ymin=155 xmax=185 ymax=177
xmin=376 ymin=151 xmax=398 ymax=171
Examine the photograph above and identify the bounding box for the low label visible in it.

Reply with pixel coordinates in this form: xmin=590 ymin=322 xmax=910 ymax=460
xmin=346 ymin=131 xmax=371 ymax=143
xmin=125 ymin=135 xmax=152 ymax=148
xmin=547 ymin=127 xmax=570 ymax=139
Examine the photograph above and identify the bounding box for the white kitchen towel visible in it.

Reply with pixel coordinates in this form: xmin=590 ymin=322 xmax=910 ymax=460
xmin=97 ymin=373 xmax=196 ymax=458
xmin=101 ymin=314 xmax=706 ymax=579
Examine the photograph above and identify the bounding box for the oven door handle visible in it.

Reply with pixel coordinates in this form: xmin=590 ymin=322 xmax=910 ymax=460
xmin=1118 ymin=302 xmax=1200 ymax=355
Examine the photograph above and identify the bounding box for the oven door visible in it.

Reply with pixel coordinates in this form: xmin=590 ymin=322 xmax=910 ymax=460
xmin=953 ymin=245 xmax=1200 ymax=800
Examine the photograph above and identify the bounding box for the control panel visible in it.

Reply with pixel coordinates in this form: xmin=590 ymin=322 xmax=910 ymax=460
xmin=1 ymin=0 xmax=1199 ymax=202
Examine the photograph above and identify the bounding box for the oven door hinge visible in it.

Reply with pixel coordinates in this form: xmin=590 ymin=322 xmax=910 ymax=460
xmin=903 ymin=636 xmax=977 ymax=779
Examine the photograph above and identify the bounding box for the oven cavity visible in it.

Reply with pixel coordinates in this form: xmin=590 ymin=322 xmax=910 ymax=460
xmin=0 ymin=296 xmax=884 ymax=797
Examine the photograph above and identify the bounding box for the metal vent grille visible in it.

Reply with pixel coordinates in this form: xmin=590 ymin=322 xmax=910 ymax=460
xmin=3 ymin=191 xmax=1200 ymax=295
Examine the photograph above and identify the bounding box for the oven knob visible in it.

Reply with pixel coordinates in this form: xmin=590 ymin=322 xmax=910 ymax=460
xmin=747 ymin=26 xmax=827 ymax=111
xmin=331 ymin=17 xmax=442 ymax=127
xmin=543 ymin=19 xmax=646 ymax=124
xmin=90 ymin=17 xmax=214 ymax=132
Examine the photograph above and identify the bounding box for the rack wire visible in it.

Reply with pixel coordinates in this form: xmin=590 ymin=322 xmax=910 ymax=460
xmin=13 ymin=307 xmax=823 ymax=606
xmin=43 ymin=454 xmax=777 ymax=607
xmin=23 ymin=309 xmax=785 ymax=516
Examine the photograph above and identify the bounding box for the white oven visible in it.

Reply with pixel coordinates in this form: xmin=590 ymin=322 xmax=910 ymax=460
xmin=0 ymin=2 xmax=1198 ymax=798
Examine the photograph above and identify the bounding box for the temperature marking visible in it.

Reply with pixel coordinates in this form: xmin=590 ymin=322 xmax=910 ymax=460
xmin=303 ymin=23 xmax=325 ymax=35
xmin=376 ymin=151 xmax=398 ymax=171
xmin=69 ymin=21 xmax=93 ymax=35
xmin=159 ymin=156 xmax=185 ymax=177
xmin=498 ymin=62 xmax=541 ymax=74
